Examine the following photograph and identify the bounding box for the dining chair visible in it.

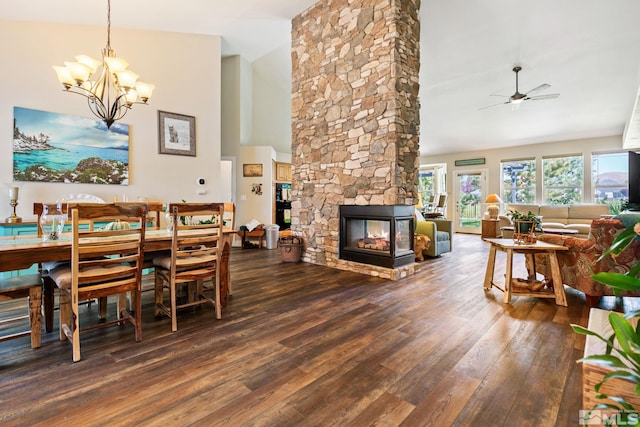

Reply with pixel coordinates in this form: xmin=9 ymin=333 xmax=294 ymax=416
xmin=46 ymin=203 xmax=147 ymax=362
xmin=153 ymin=202 xmax=224 ymax=332
xmin=0 ymin=274 xmax=43 ymax=349
xmin=34 ymin=201 xmax=162 ymax=332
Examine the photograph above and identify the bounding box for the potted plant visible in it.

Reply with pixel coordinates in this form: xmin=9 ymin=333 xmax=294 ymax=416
xmin=571 ymin=220 xmax=640 ymax=421
xmin=506 ymin=209 xmax=541 ymax=234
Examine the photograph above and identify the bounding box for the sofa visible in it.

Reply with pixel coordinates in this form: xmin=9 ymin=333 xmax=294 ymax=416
xmin=414 ymin=210 xmax=452 ymax=257
xmin=499 ymin=203 xmax=609 ymax=238
xmin=534 ymin=216 xmax=640 ymax=306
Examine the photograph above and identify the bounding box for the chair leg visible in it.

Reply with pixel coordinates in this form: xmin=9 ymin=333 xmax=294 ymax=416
xmin=59 ymin=289 xmax=70 ymax=341
xmin=134 ymin=288 xmax=142 ymax=342
xmin=71 ymin=293 xmax=80 ymax=362
xmin=170 ymin=280 xmax=178 ymax=332
xmin=98 ymin=297 xmax=108 ymax=319
xmin=214 ymin=269 xmax=221 ymax=320
xmin=154 ymin=274 xmax=163 ymax=317
xmin=43 ymin=276 xmax=55 ymax=333
xmin=28 ymin=286 xmax=42 ymax=349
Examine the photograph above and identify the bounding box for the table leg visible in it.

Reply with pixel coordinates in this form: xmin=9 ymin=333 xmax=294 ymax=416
xmin=548 ymin=252 xmax=567 ymax=306
xmin=28 ymin=286 xmax=42 ymax=348
xmin=484 ymin=245 xmax=497 ymax=290
xmin=504 ymin=248 xmax=514 ymax=304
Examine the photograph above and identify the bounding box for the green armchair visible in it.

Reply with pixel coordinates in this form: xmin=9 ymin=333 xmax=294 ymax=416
xmin=415 ymin=219 xmax=453 ymax=257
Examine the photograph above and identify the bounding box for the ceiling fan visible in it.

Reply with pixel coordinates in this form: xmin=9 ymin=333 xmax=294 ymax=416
xmin=479 ymin=66 xmax=559 ymax=110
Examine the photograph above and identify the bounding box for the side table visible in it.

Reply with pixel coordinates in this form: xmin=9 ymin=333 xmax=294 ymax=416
xmin=483 ymin=238 xmax=568 ymax=306
xmin=481 ymin=219 xmax=501 ymax=239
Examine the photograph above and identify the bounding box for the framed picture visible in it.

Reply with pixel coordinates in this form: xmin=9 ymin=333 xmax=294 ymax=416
xmin=158 ymin=111 xmax=196 ymax=156
xmin=13 ymin=106 xmax=130 ymax=185
xmin=243 ymin=163 xmax=263 ymax=177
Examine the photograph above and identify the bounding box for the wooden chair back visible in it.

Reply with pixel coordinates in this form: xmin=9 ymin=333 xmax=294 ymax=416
xmin=48 ymin=202 xmax=147 ymax=362
xmin=223 ymin=202 xmax=236 ymax=231
xmin=154 ymin=202 xmax=224 ymax=331
xmin=34 ymin=201 xmax=163 ymax=235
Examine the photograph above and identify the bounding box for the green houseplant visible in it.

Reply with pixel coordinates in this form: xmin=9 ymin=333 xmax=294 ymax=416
xmin=572 ymin=220 xmax=640 ymax=421
xmin=506 ymin=209 xmax=541 ymax=234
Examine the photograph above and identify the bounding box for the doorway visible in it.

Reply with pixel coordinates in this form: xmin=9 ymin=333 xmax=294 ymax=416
xmin=454 ymin=169 xmax=487 ymax=234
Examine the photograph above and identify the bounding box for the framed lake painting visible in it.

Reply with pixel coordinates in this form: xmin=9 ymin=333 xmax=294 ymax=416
xmin=12 ymin=106 xmax=130 ymax=185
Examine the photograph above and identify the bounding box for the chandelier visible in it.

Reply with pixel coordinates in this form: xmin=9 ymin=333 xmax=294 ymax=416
xmin=53 ymin=0 xmax=154 ymax=128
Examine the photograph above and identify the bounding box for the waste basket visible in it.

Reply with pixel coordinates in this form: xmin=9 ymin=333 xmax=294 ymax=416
xmin=265 ymin=224 xmax=280 ymax=249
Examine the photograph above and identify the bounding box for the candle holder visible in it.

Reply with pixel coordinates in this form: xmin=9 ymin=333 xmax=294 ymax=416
xmin=6 ymin=198 xmax=22 ymax=223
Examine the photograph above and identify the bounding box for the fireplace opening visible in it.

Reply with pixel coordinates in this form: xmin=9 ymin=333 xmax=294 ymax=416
xmin=339 ymin=205 xmax=414 ymax=268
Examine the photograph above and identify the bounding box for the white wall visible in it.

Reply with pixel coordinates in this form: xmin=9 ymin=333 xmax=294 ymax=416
xmin=222 ymin=53 xmax=291 ymax=229
xmin=252 ymin=45 xmax=292 ymax=154
xmin=421 ymin=135 xmax=625 ymax=218
xmin=0 ymin=20 xmax=222 ymax=221
xmin=236 ymin=146 xmax=275 ymax=227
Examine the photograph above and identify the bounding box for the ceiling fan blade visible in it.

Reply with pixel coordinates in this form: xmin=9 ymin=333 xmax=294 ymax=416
xmin=525 ymin=83 xmax=551 ymax=95
xmin=489 ymin=94 xmax=510 ymax=98
xmin=478 ymin=101 xmax=510 ymax=110
xmin=527 ymin=93 xmax=560 ymax=100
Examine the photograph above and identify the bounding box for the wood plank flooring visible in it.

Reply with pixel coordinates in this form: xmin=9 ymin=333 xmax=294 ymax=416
xmin=1 ymin=233 xmax=635 ymax=426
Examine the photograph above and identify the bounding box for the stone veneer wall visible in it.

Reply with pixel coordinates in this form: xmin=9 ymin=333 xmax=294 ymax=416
xmin=291 ymin=0 xmax=420 ymax=279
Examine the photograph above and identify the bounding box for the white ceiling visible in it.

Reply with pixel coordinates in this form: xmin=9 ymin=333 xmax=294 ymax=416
xmin=2 ymin=0 xmax=640 ymax=157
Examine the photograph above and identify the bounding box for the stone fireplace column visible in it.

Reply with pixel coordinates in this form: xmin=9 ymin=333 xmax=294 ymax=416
xmin=291 ymin=0 xmax=421 ymax=279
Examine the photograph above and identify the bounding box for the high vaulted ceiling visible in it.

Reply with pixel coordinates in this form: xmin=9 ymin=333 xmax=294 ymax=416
xmin=2 ymin=0 xmax=640 ymax=156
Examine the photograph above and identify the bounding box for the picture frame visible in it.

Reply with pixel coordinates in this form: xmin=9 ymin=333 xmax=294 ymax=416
xmin=158 ymin=110 xmax=196 ymax=156
xmin=243 ymin=163 xmax=263 ymax=177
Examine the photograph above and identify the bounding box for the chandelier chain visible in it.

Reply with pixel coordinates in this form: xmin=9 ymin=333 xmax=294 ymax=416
xmin=106 ymin=0 xmax=111 ymax=50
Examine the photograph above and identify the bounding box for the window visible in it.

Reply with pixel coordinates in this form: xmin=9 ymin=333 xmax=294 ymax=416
xmin=501 ymin=159 xmax=536 ymax=204
xmin=592 ymin=151 xmax=628 ymax=213
xmin=417 ymin=168 xmax=434 ymax=207
xmin=417 ymin=164 xmax=446 ymax=208
xmin=543 ymin=155 xmax=583 ymax=204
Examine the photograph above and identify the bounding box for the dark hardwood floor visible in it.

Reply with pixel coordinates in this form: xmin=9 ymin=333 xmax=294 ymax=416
xmin=1 ymin=233 xmax=634 ymax=426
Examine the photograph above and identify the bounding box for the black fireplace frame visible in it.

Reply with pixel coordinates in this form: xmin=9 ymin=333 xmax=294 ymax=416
xmin=339 ymin=205 xmax=415 ymax=268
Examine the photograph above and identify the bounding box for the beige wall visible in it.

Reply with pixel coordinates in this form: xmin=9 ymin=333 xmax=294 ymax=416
xmin=421 ymin=135 xmax=625 ymax=218
xmin=1 ymin=20 xmax=222 ymax=221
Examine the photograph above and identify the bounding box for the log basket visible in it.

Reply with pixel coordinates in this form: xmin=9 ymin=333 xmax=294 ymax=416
xmin=279 ymin=236 xmax=302 ymax=262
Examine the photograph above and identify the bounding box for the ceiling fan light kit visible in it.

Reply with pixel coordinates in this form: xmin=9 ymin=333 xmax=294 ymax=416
xmin=479 ymin=66 xmax=559 ymax=110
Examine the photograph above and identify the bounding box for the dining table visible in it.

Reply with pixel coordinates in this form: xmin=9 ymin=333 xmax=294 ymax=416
xmin=0 ymin=228 xmax=234 ymax=332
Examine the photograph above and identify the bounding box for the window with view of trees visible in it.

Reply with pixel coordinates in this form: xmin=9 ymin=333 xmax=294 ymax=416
xmin=592 ymin=151 xmax=628 ymax=214
xmin=418 ymin=168 xmax=434 ymax=207
xmin=543 ymin=155 xmax=584 ymax=204
xmin=501 ymin=159 xmax=536 ymax=204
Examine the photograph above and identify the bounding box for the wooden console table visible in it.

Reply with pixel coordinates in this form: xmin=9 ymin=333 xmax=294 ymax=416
xmin=483 ymin=238 xmax=568 ymax=306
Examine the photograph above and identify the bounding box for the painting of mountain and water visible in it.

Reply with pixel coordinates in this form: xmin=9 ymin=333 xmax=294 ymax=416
xmin=13 ymin=106 xmax=129 ymax=185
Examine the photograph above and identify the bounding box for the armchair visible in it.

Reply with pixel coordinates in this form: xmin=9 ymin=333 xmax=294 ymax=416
xmin=535 ymin=218 xmax=640 ymax=306
xmin=415 ymin=219 xmax=453 ymax=257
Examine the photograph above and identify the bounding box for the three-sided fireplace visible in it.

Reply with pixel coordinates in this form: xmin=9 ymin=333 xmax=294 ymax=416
xmin=339 ymin=205 xmax=414 ymax=268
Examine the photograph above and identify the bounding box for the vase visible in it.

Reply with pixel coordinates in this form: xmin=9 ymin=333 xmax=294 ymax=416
xmin=41 ymin=203 xmax=66 ymax=241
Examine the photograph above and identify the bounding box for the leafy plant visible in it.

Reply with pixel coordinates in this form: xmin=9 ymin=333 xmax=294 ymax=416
xmin=571 ymin=219 xmax=640 ymax=417
xmin=505 ymin=209 xmax=540 ymax=223
xmin=506 ymin=209 xmax=542 ymax=232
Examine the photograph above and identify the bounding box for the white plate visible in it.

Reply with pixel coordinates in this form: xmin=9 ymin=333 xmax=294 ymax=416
xmin=56 ymin=194 xmax=105 ymax=203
